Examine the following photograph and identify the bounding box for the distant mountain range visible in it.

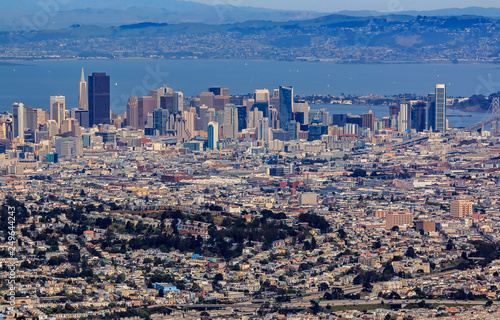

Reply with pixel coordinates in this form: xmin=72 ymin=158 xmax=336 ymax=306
xmin=0 ymin=0 xmax=323 ymax=31
xmin=337 ymin=7 xmax=500 ymax=17
xmin=1 ymin=1 xmax=500 ymax=31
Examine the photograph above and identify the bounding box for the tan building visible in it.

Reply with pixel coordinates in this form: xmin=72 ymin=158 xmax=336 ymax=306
xmin=299 ymin=192 xmax=318 ymax=206
xmin=415 ymin=220 xmax=436 ymax=233
xmin=386 ymin=212 xmax=413 ymax=230
xmin=450 ymin=200 xmax=473 ymax=219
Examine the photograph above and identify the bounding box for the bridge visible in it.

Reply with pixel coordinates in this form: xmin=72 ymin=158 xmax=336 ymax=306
xmin=464 ymin=97 xmax=500 ymax=132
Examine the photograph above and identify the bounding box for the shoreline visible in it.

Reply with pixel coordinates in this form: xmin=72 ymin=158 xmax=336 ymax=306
xmin=1 ymin=57 xmax=500 ymax=66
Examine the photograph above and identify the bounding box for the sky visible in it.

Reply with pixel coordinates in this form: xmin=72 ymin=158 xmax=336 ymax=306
xmin=189 ymin=0 xmax=500 ymax=12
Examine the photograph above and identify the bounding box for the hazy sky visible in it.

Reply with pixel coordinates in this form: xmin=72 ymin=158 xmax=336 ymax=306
xmin=190 ymin=0 xmax=500 ymax=12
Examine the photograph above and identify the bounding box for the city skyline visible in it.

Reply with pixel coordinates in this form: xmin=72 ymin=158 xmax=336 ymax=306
xmin=2 ymin=2 xmax=500 ymax=319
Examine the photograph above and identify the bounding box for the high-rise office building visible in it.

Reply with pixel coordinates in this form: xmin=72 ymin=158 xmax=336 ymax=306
xmin=74 ymin=110 xmax=89 ymax=128
xmin=12 ymin=103 xmax=24 ymax=140
xmin=435 ymin=84 xmax=446 ymax=132
xmin=389 ymin=104 xmax=400 ymax=117
xmin=138 ymin=96 xmax=155 ymax=129
xmin=414 ymin=102 xmax=427 ymax=132
xmin=182 ymin=110 xmax=195 ymax=140
xmin=160 ymin=94 xmax=175 ymax=112
xmin=25 ymin=107 xmax=39 ymax=131
xmin=236 ymin=106 xmax=247 ymax=132
xmin=50 ymin=95 xmax=65 ymax=125
xmin=332 ymin=114 xmax=347 ymax=127
xmin=214 ymin=95 xmax=230 ymax=112
xmin=344 ymin=123 xmax=358 ymax=135
xmin=278 ymin=86 xmax=293 ymax=130
xmin=450 ymin=200 xmax=473 ymax=219
xmin=150 ymin=85 xmax=173 ymax=109
xmin=316 ymin=108 xmax=331 ymax=126
xmin=126 ymin=97 xmax=139 ymax=129
xmin=294 ymin=101 xmax=310 ymax=123
xmin=174 ymin=91 xmax=184 ymax=112
xmin=398 ymin=103 xmax=411 ymax=132
xmin=207 ymin=122 xmax=219 ymax=150
xmin=254 ymin=89 xmax=270 ymax=103
xmin=253 ymin=102 xmax=269 ymax=118
xmin=61 ymin=118 xmax=80 ymax=136
xmin=346 ymin=114 xmax=362 ymax=126
xmin=153 ymin=109 xmax=170 ymax=136
xmin=362 ymin=111 xmax=375 ymax=131
xmin=223 ymin=104 xmax=238 ymax=140
xmin=200 ymin=92 xmax=215 ymax=108
xmin=288 ymin=120 xmax=300 ymax=140
xmin=427 ymin=93 xmax=436 ymax=131
xmin=88 ymin=72 xmax=110 ymax=126
xmin=209 ymin=87 xmax=229 ymax=96
xmin=78 ymin=68 xmax=88 ymax=110
xmin=248 ymin=108 xmax=263 ymax=128
xmin=257 ymin=118 xmax=270 ymax=142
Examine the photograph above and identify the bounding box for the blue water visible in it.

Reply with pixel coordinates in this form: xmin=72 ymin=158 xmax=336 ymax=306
xmin=0 ymin=59 xmax=496 ymax=127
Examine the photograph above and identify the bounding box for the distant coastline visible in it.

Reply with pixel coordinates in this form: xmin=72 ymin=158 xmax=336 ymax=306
xmin=1 ymin=57 xmax=500 ymax=65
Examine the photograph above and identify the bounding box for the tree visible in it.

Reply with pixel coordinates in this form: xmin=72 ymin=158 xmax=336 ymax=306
xmin=405 ymin=246 xmax=416 ymax=258
xmin=363 ymin=281 xmax=373 ymax=292
xmin=68 ymin=245 xmax=81 ymax=263
xmin=310 ymin=300 xmax=321 ymax=315
xmin=311 ymin=237 xmax=317 ymax=250
xmin=213 ymin=273 xmax=224 ymax=281
xmin=351 ymin=169 xmax=367 ymax=177
xmin=319 ymin=282 xmax=329 ymax=292
xmin=446 ymin=239 xmax=454 ymax=250
xmin=116 ymin=273 xmax=126 ymax=283
xmin=337 ymin=228 xmax=347 ymax=239
xmin=158 ymin=289 xmax=164 ymax=297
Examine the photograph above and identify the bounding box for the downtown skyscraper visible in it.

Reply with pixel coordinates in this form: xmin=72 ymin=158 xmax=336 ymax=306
xmin=12 ymin=103 xmax=24 ymax=140
xmin=50 ymin=95 xmax=65 ymax=125
xmin=207 ymin=122 xmax=219 ymax=150
xmin=78 ymin=68 xmax=88 ymax=111
xmin=435 ymin=84 xmax=446 ymax=132
xmin=428 ymin=84 xmax=446 ymax=132
xmin=278 ymin=86 xmax=293 ymax=130
xmin=88 ymin=72 xmax=110 ymax=126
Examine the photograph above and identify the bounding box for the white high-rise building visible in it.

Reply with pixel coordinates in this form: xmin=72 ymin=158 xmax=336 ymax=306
xmin=50 ymin=95 xmax=66 ymax=125
xmin=248 ymin=108 xmax=263 ymax=128
xmin=207 ymin=122 xmax=219 ymax=150
xmin=257 ymin=117 xmax=270 ymax=142
xmin=254 ymin=89 xmax=270 ymax=103
xmin=398 ymin=103 xmax=411 ymax=132
xmin=174 ymin=91 xmax=184 ymax=112
xmin=78 ymin=68 xmax=88 ymax=110
xmin=12 ymin=103 xmax=24 ymax=140
xmin=223 ymin=104 xmax=238 ymax=140
xmin=343 ymin=123 xmax=358 ymax=135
